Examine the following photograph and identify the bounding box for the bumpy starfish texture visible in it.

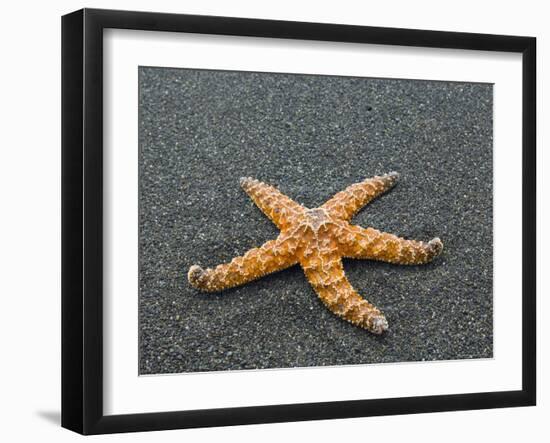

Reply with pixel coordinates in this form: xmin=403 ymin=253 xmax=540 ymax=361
xmin=188 ymin=173 xmax=443 ymax=334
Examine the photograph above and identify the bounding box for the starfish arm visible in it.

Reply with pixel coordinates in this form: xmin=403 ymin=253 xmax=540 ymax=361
xmin=321 ymin=172 xmax=399 ymax=221
xmin=188 ymin=236 xmax=298 ymax=292
xmin=240 ymin=177 xmax=305 ymax=230
xmin=301 ymin=255 xmax=388 ymax=334
xmin=340 ymin=225 xmax=443 ymax=265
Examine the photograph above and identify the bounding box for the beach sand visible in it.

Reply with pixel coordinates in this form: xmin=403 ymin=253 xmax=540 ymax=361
xmin=138 ymin=67 xmax=493 ymax=374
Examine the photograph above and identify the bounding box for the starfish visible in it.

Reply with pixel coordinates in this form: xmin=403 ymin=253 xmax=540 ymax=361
xmin=188 ymin=173 xmax=443 ymax=334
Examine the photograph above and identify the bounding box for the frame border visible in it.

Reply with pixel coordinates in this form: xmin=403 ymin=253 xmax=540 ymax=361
xmin=61 ymin=8 xmax=536 ymax=435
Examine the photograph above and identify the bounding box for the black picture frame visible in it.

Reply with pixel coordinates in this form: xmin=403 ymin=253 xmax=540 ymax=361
xmin=61 ymin=8 xmax=536 ymax=435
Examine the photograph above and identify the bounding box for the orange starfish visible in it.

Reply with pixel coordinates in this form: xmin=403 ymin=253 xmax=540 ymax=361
xmin=188 ymin=173 xmax=443 ymax=334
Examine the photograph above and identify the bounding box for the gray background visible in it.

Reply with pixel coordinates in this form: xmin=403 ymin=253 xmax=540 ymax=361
xmin=139 ymin=67 xmax=493 ymax=375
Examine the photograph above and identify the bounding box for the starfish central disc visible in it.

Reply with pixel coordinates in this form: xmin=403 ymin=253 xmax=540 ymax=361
xmin=303 ymin=208 xmax=330 ymax=232
xmin=188 ymin=173 xmax=443 ymax=334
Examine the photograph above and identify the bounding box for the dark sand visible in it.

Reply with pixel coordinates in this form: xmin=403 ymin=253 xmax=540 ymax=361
xmin=138 ymin=67 xmax=493 ymax=375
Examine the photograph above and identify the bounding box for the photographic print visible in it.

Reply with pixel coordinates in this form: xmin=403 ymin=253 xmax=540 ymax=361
xmin=138 ymin=67 xmax=493 ymax=375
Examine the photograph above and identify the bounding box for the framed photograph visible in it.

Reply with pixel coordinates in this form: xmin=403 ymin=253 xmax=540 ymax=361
xmin=61 ymin=8 xmax=536 ymax=435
